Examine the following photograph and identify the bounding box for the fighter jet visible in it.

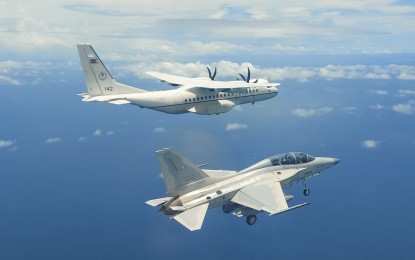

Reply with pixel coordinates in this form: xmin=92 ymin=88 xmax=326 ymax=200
xmin=146 ymin=148 xmax=340 ymax=231
xmin=77 ymin=43 xmax=279 ymax=115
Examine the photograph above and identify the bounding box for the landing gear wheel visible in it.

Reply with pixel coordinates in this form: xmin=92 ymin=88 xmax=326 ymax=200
xmin=246 ymin=215 xmax=257 ymax=225
xmin=222 ymin=205 xmax=232 ymax=214
xmin=303 ymin=188 xmax=310 ymax=196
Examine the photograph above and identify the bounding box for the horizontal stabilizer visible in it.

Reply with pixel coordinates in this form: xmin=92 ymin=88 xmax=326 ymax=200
xmin=173 ymin=203 xmax=209 ymax=231
xmin=145 ymin=197 xmax=172 ymax=207
xmin=269 ymin=202 xmax=310 ymax=216
xmin=79 ymin=93 xmax=132 ymax=105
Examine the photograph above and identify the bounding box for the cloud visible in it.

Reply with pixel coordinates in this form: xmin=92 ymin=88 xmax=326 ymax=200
xmin=78 ymin=136 xmax=86 ymax=142
xmin=292 ymin=107 xmax=332 ymax=117
xmin=392 ymin=100 xmax=415 ymax=115
xmin=374 ymin=90 xmax=388 ymax=96
xmin=398 ymin=89 xmax=415 ymax=96
xmin=0 ymin=140 xmax=15 ymax=149
xmin=1 ymin=1 xmax=415 ymax=58
xmin=370 ymin=104 xmax=384 ymax=109
xmin=45 ymin=137 xmax=61 ymax=144
xmin=226 ymin=123 xmax=248 ymax=131
xmin=93 ymin=129 xmax=102 ymax=136
xmin=106 ymin=131 xmax=114 ymax=136
xmin=271 ymin=44 xmax=312 ymax=53
xmin=154 ymin=127 xmax=165 ymax=133
xmin=362 ymin=140 xmax=380 ymax=149
xmin=343 ymin=106 xmax=358 ymax=114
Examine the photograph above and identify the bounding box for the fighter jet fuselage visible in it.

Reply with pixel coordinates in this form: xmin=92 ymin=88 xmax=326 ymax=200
xmin=146 ymin=148 xmax=340 ymax=231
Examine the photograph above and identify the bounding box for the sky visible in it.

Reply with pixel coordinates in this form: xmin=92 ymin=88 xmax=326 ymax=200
xmin=1 ymin=1 xmax=415 ymax=259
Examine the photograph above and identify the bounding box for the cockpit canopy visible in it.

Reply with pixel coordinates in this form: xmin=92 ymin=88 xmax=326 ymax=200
xmin=238 ymin=152 xmax=316 ymax=174
xmin=268 ymin=152 xmax=315 ymax=166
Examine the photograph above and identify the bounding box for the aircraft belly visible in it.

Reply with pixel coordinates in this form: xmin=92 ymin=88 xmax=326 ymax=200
xmin=129 ymin=91 xmax=189 ymax=114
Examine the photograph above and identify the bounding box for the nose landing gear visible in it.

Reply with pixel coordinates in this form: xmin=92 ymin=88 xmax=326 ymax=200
xmin=303 ymin=179 xmax=310 ymax=196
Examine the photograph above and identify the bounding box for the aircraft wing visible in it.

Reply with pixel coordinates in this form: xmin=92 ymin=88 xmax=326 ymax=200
xmin=231 ymin=181 xmax=288 ymax=214
xmin=146 ymin=71 xmax=279 ymax=91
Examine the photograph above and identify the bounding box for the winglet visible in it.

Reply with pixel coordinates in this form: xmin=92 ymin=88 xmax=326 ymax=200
xmin=173 ymin=203 xmax=209 ymax=231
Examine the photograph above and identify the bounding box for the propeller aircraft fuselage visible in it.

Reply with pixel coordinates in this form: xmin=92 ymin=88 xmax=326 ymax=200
xmin=77 ymin=43 xmax=279 ymax=115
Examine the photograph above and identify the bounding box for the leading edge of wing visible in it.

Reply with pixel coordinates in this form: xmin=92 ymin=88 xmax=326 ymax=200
xmin=146 ymin=71 xmax=279 ymax=89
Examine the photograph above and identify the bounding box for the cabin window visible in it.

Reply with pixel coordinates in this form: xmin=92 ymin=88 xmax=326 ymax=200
xmin=216 ymin=191 xmax=222 ymax=195
xmin=185 ymin=99 xmax=187 ymax=102
xmin=197 ymin=97 xmax=200 ymax=101
xmin=206 ymin=196 xmax=211 ymax=200
xmin=220 ymin=94 xmax=222 ymax=97
xmin=209 ymin=96 xmax=211 ymax=99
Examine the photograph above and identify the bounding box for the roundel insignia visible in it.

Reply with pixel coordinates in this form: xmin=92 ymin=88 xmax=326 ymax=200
xmin=99 ymin=72 xmax=107 ymax=81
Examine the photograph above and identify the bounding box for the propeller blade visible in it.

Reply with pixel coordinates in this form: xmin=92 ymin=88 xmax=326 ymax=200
xmin=253 ymin=79 xmax=258 ymax=83
xmin=247 ymin=67 xmax=251 ymax=82
xmin=207 ymin=66 xmax=212 ymax=79
xmin=207 ymin=66 xmax=217 ymax=80
xmin=239 ymin=73 xmax=247 ymax=82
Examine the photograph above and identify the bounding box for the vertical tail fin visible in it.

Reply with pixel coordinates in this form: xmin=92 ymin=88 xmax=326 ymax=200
xmin=76 ymin=43 xmax=145 ymax=97
xmin=156 ymin=148 xmax=211 ymax=196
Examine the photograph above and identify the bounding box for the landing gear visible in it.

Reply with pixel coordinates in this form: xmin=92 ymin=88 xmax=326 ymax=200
xmin=246 ymin=215 xmax=257 ymax=225
xmin=303 ymin=179 xmax=310 ymax=196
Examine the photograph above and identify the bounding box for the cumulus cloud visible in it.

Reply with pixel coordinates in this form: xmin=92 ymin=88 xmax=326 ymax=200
xmin=93 ymin=129 xmax=102 ymax=136
xmin=392 ymin=100 xmax=415 ymax=115
xmin=398 ymin=73 xmax=415 ymax=80
xmin=398 ymin=89 xmax=415 ymax=96
xmin=373 ymin=90 xmax=388 ymax=95
xmin=106 ymin=131 xmax=114 ymax=136
xmin=291 ymin=107 xmax=332 ymax=117
xmin=370 ymin=104 xmax=384 ymax=109
xmin=362 ymin=140 xmax=380 ymax=149
xmin=343 ymin=106 xmax=358 ymax=114
xmin=78 ymin=136 xmax=86 ymax=142
xmin=45 ymin=137 xmax=61 ymax=144
xmin=154 ymin=127 xmax=165 ymax=133
xmin=0 ymin=140 xmax=15 ymax=149
xmin=226 ymin=123 xmax=248 ymax=131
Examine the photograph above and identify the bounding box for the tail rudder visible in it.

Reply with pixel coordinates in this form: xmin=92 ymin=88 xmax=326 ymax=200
xmin=156 ymin=148 xmax=210 ymax=196
xmin=77 ymin=43 xmax=145 ymax=97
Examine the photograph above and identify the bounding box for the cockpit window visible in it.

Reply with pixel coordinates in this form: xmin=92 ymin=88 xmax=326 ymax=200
xmin=269 ymin=152 xmax=315 ymax=166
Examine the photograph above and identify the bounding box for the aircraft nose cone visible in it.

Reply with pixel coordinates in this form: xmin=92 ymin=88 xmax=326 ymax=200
xmin=333 ymin=158 xmax=341 ymax=165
